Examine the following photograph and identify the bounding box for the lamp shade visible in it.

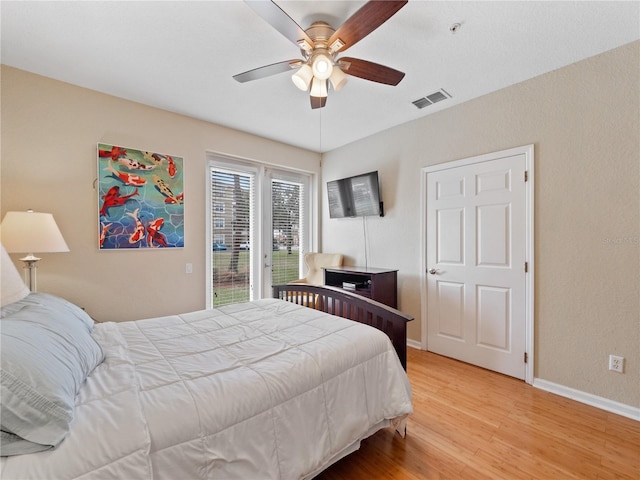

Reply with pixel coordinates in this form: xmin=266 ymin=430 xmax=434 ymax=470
xmin=329 ymin=66 xmax=348 ymax=92
xmin=1 ymin=210 xmax=69 ymax=254
xmin=310 ymin=78 xmax=328 ymax=98
xmin=292 ymin=63 xmax=313 ymax=91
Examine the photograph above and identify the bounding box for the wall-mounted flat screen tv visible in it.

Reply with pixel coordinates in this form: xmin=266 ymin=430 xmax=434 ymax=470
xmin=327 ymin=171 xmax=383 ymax=218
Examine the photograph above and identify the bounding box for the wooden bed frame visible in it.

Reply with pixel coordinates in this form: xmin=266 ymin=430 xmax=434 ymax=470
xmin=273 ymin=283 xmax=413 ymax=369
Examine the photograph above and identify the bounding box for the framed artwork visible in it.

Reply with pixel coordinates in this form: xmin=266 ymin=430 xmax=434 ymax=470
xmin=97 ymin=143 xmax=184 ymax=249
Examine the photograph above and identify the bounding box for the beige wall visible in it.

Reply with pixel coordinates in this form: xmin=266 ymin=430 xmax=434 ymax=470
xmin=0 ymin=66 xmax=321 ymax=321
xmin=321 ymin=41 xmax=639 ymax=407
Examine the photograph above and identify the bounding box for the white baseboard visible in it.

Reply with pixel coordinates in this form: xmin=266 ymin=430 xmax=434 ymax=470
xmin=533 ymin=378 xmax=640 ymax=421
xmin=407 ymin=339 xmax=422 ymax=350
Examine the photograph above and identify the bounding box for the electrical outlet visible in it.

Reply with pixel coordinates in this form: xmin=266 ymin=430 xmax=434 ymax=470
xmin=609 ymin=355 xmax=624 ymax=373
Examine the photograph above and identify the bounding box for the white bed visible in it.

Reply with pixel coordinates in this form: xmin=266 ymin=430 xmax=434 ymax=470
xmin=0 ymin=248 xmax=412 ymax=479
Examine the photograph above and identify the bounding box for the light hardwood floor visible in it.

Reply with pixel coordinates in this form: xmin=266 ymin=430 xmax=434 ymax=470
xmin=317 ymin=348 xmax=640 ymax=480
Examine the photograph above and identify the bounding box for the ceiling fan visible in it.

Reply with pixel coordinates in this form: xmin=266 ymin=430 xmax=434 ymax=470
xmin=233 ymin=0 xmax=408 ymax=109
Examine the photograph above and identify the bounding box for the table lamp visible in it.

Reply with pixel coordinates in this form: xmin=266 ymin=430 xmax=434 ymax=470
xmin=0 ymin=210 xmax=70 ymax=291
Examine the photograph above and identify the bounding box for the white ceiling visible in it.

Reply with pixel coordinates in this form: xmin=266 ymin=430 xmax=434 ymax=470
xmin=2 ymin=1 xmax=639 ymax=152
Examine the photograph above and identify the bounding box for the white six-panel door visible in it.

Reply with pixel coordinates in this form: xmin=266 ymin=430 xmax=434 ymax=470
xmin=423 ymin=146 xmax=533 ymax=380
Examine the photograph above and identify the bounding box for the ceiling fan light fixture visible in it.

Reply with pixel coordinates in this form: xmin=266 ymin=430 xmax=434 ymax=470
xmin=292 ymin=63 xmax=313 ymax=91
xmin=311 ymin=52 xmax=333 ymax=80
xmin=310 ymin=77 xmax=328 ymax=98
xmin=329 ymin=66 xmax=348 ymax=91
xmin=235 ymin=0 xmax=408 ymax=109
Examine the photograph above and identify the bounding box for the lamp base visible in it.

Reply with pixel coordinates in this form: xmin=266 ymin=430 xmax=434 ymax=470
xmin=19 ymin=254 xmax=41 ymax=292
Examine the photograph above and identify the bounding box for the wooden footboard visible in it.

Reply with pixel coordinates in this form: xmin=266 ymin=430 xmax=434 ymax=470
xmin=273 ymin=284 xmax=413 ymax=369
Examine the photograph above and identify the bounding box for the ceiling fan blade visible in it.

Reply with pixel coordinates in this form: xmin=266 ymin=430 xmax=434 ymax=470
xmin=310 ymin=96 xmax=327 ymax=109
xmin=328 ymin=0 xmax=407 ymax=53
xmin=245 ymin=0 xmax=313 ymax=48
xmin=339 ymin=57 xmax=405 ymax=86
xmin=233 ymin=60 xmax=301 ymax=83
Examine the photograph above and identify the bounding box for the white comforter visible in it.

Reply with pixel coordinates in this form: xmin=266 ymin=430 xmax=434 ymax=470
xmin=1 ymin=298 xmax=412 ymax=479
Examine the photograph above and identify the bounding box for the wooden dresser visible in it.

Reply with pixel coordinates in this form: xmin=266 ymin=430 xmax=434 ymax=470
xmin=323 ymin=266 xmax=398 ymax=308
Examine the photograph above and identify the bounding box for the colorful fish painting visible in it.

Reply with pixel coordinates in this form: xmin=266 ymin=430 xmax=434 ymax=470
xmin=97 ymin=143 xmax=184 ymax=249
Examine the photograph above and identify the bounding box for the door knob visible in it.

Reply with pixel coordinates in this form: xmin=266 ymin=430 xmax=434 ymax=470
xmin=428 ymin=268 xmax=438 ymax=275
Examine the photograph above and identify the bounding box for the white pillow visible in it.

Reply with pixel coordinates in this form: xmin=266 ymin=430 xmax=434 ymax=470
xmin=1 ymin=293 xmax=104 ymax=455
xmin=0 ymin=244 xmax=29 ymax=307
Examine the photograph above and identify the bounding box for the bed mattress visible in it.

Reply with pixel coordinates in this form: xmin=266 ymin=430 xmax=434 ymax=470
xmin=1 ymin=298 xmax=412 ymax=479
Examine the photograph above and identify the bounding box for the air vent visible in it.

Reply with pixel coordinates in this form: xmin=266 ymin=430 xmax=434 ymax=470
xmin=411 ymin=89 xmax=451 ymax=109
xmin=411 ymin=97 xmax=432 ymax=109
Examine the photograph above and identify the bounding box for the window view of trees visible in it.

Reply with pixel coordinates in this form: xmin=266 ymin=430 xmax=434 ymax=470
xmin=271 ymin=180 xmax=302 ymax=286
xmin=272 ymin=181 xmax=300 ymax=254
xmin=211 ymin=170 xmax=252 ymax=306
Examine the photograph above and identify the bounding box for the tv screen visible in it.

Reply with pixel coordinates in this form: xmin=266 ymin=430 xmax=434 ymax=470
xmin=327 ymin=171 xmax=382 ymax=219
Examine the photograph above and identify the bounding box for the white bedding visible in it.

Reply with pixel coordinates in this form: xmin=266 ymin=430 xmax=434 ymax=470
xmin=1 ymin=298 xmax=412 ymax=479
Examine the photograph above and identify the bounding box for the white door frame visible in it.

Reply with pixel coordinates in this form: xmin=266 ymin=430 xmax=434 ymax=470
xmin=420 ymin=144 xmax=535 ymax=384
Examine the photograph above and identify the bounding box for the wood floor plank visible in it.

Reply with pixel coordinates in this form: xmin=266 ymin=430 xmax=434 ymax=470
xmin=490 ymin=417 xmax=602 ymax=479
xmin=316 ymin=349 xmax=640 ymax=480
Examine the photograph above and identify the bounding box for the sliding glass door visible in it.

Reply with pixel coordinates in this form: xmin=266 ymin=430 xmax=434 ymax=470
xmin=208 ymin=156 xmax=312 ymax=308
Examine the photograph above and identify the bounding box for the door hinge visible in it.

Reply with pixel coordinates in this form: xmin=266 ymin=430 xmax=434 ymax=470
xmin=524 ymin=261 xmax=528 ymax=273
xmin=524 ymin=170 xmax=529 ymax=182
xmin=524 ymin=352 xmax=528 ymax=363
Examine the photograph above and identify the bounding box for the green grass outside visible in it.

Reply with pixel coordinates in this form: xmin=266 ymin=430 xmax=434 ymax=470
xmin=212 ymin=249 xmax=300 ymax=307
